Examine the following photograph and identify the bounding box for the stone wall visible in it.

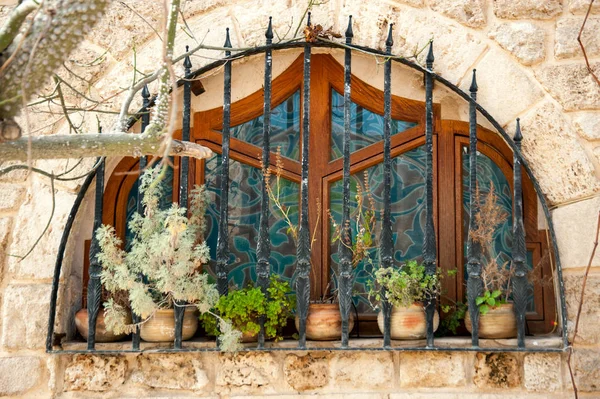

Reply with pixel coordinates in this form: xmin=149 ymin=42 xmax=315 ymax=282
xmin=0 ymin=0 xmax=599 ymax=397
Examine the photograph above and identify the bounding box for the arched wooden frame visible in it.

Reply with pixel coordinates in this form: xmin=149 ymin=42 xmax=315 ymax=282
xmin=186 ymin=53 xmax=554 ymax=333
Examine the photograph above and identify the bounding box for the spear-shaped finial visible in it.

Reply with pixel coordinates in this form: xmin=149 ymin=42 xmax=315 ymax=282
xmin=224 ymin=27 xmax=232 ymax=56
xmin=142 ymin=84 xmax=150 ymax=99
xmin=266 ymin=16 xmax=273 ymax=44
xmin=307 ymin=11 xmax=312 ymax=26
xmin=514 ymin=118 xmax=523 ymax=144
xmin=183 ymin=45 xmax=192 ymax=72
xmin=385 ymin=23 xmax=394 ymax=52
xmin=426 ymin=41 xmax=434 ymax=69
xmin=470 ymin=69 xmax=478 ymax=94
xmin=345 ymin=15 xmax=353 ymax=44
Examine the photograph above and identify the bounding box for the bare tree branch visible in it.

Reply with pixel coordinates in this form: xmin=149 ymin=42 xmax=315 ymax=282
xmin=578 ymin=0 xmax=600 ymax=87
xmin=0 ymin=0 xmax=41 ymax=53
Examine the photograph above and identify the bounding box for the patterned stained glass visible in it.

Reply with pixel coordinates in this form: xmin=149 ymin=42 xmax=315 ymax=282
xmin=461 ymin=147 xmax=535 ymax=311
xmin=203 ymin=154 xmax=299 ymax=289
xmin=329 ymin=146 xmax=427 ymax=313
xmin=330 ymin=90 xmax=418 ymax=160
xmin=124 ymin=162 xmax=174 ymax=251
xmin=229 ymin=90 xmax=301 ymax=160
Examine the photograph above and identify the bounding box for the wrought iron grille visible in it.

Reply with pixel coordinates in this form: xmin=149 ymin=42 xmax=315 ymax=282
xmin=46 ymin=14 xmax=569 ymax=354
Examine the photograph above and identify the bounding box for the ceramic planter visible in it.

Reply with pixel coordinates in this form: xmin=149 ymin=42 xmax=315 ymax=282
xmin=140 ymin=307 xmax=199 ymax=342
xmin=465 ymin=302 xmax=517 ymax=339
xmin=75 ymin=308 xmax=131 ymax=343
xmin=294 ymin=303 xmax=355 ymax=341
xmin=376 ymin=303 xmax=440 ymax=340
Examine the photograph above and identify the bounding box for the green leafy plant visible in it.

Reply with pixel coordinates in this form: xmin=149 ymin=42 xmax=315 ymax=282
xmin=201 ymin=275 xmax=295 ymax=341
xmin=96 ymin=166 xmax=242 ymax=351
xmin=476 ymin=289 xmax=506 ymax=315
xmin=439 ymin=301 xmax=467 ymax=335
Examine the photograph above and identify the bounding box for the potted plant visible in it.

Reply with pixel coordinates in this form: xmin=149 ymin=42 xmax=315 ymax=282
xmin=201 ymin=275 xmax=295 ymax=343
xmin=74 ymin=290 xmax=132 ymax=343
xmin=368 ymin=260 xmax=441 ymax=339
xmin=96 ymin=167 xmax=241 ymax=350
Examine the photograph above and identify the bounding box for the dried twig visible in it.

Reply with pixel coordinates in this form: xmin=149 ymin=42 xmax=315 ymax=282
xmin=578 ymin=0 xmax=600 ymax=87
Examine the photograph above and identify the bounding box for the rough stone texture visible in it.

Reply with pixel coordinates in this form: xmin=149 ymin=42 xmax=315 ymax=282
xmin=564 ymin=272 xmax=600 ymax=345
xmin=508 ymin=102 xmax=600 ymax=205
xmin=488 ymin=22 xmax=546 ymax=65
xmin=429 ymin=0 xmax=486 ymax=28
xmin=474 ymin=353 xmax=522 ymax=388
xmin=63 ymin=355 xmax=127 ymax=392
xmin=1 ymin=283 xmax=51 ymax=349
xmin=393 ymin=7 xmax=487 ymax=84
xmin=399 ymin=352 xmax=466 ymax=387
xmin=555 ymin=17 xmax=600 ymax=59
xmin=130 ymin=354 xmax=209 ymax=390
xmin=573 ymin=112 xmax=600 ymax=140
xmin=0 ymin=217 xmax=12 ymax=268
xmin=569 ymin=0 xmax=600 ymax=13
xmin=216 ymin=352 xmax=279 ymax=392
xmin=331 ymin=352 xmax=394 ymax=390
xmin=467 ymin=49 xmax=544 ymax=126
xmin=0 ymin=184 xmax=26 ymax=213
xmin=493 ymin=0 xmax=563 ymax=19
xmin=573 ymin=349 xmax=600 ymax=392
xmin=391 ymin=0 xmax=424 ymax=6
xmin=7 ymin=181 xmax=76 ymax=279
xmin=535 ymin=63 xmax=600 ymax=111
xmin=553 ymin=197 xmax=600 ymax=269
xmin=523 ymin=353 xmax=562 ymax=392
xmin=284 ymin=353 xmax=330 ymax=391
xmin=0 ymin=356 xmax=42 ymax=396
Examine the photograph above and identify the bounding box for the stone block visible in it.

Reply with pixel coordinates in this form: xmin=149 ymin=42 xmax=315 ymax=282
xmin=467 ymin=49 xmax=544 ymax=126
xmin=429 ymin=0 xmax=486 ymax=28
xmin=0 ymin=356 xmax=42 ymax=396
xmin=473 ymin=352 xmax=522 ymax=388
xmin=488 ymin=22 xmax=546 ymax=65
xmin=535 ymin=63 xmax=600 ymax=111
xmin=331 ymin=351 xmax=394 ymax=390
xmin=393 ymin=7 xmax=487 ymax=84
xmin=0 ymin=217 xmax=12 ymax=266
xmin=573 ymin=112 xmax=600 ymax=141
xmin=523 ymin=353 xmax=563 ymax=392
xmin=573 ymin=349 xmax=600 ymax=392
xmin=554 ymin=197 xmax=600 ymax=268
xmin=63 ymin=355 xmax=127 ymax=391
xmin=1 ymin=283 xmax=51 ymax=349
xmin=0 ymin=184 xmax=25 ymax=213
xmin=507 ymin=102 xmax=599 ymax=205
xmin=216 ymin=352 xmax=279 ymax=393
xmin=399 ymin=351 xmax=466 ymax=387
xmin=569 ymin=0 xmax=600 ymax=14
xmin=130 ymin=353 xmax=209 ymax=390
xmin=555 ymin=17 xmax=600 ymax=59
xmin=564 ymin=272 xmax=600 ymax=345
xmin=284 ymin=353 xmax=330 ymax=391
xmin=494 ymin=0 xmax=562 ymax=19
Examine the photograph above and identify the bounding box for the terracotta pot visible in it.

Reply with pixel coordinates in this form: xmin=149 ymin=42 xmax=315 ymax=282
xmin=75 ymin=308 xmax=131 ymax=342
xmin=376 ymin=304 xmax=440 ymax=340
xmin=140 ymin=308 xmax=199 ymax=342
xmin=240 ymin=330 xmax=259 ymax=343
xmin=465 ymin=302 xmax=517 ymax=339
xmin=294 ymin=303 xmax=355 ymax=341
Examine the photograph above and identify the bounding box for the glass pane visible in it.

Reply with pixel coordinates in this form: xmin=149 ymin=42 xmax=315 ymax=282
xmin=229 ymin=91 xmax=301 ymax=160
xmin=204 ymin=154 xmax=299 ymax=289
xmin=329 ymin=146 xmax=427 ymax=313
xmin=462 ymin=147 xmax=535 ymax=310
xmin=124 ymin=162 xmax=174 ymax=251
xmin=330 ymin=90 xmax=417 ymax=160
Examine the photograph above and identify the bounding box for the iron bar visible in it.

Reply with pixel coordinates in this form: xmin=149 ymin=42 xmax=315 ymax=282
xmin=379 ymin=23 xmax=394 ymax=349
xmin=338 ymin=15 xmax=354 ymax=348
xmin=423 ymin=42 xmax=437 ymax=348
xmin=466 ymin=69 xmax=483 ymax=347
xmin=173 ymin=48 xmax=194 ymax=349
xmin=511 ymin=119 xmax=528 ymax=348
xmin=296 ymin=12 xmax=312 ymax=349
xmin=216 ymin=29 xmax=232 ymax=296
xmin=132 ymin=84 xmax=152 ymax=350
xmin=86 ymin=126 xmax=105 ymax=350
xmin=257 ymin=17 xmax=274 ymax=349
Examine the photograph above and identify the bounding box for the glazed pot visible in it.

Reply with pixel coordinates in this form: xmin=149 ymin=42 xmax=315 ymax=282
xmin=465 ymin=302 xmax=517 ymax=339
xmin=140 ymin=308 xmax=199 ymax=342
xmin=75 ymin=308 xmax=131 ymax=342
xmin=294 ymin=303 xmax=355 ymax=341
xmin=376 ymin=303 xmax=440 ymax=340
